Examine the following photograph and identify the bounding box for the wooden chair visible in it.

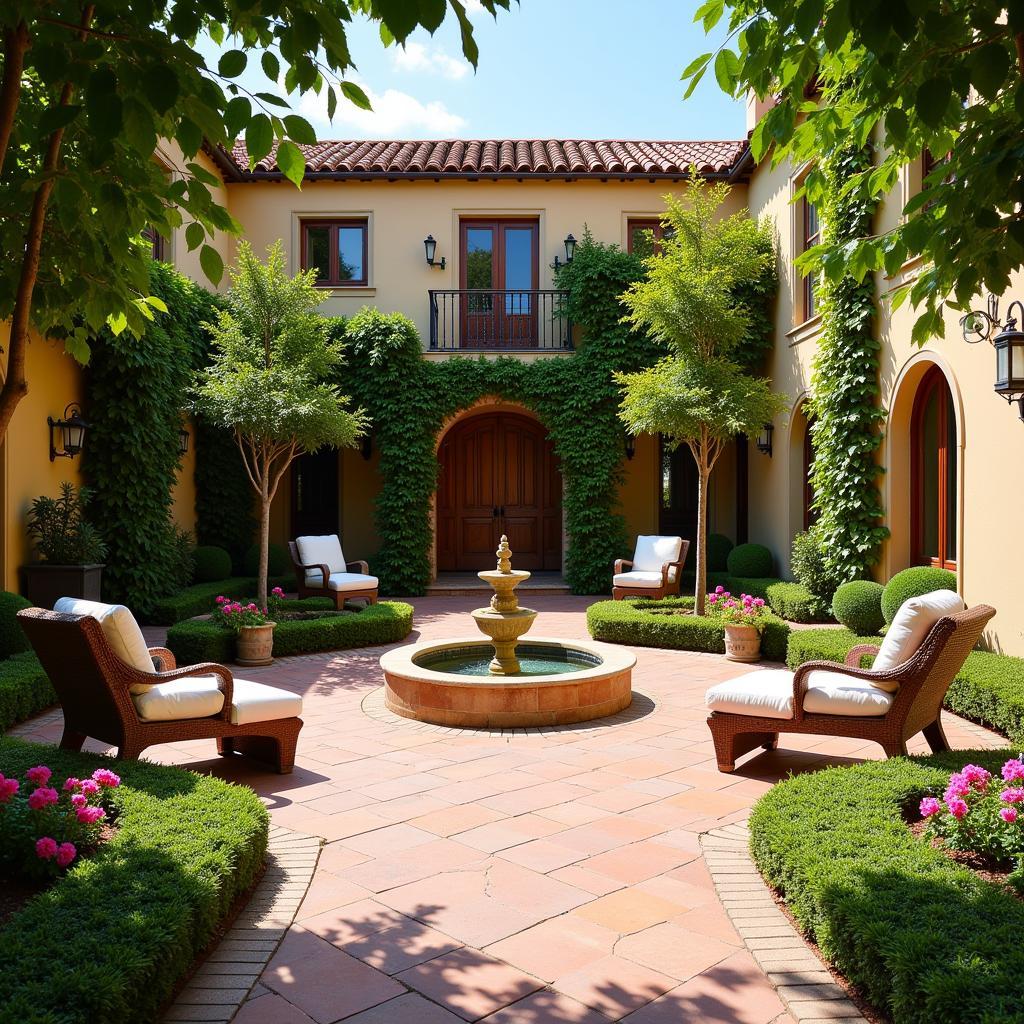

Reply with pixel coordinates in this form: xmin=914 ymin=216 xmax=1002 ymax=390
xmin=288 ymin=535 xmax=378 ymax=610
xmin=705 ymin=603 xmax=995 ymax=772
xmin=613 ymin=536 xmax=690 ymax=600
xmin=18 ymin=607 xmax=304 ymax=774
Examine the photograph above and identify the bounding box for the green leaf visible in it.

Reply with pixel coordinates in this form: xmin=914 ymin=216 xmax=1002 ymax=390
xmin=185 ymin=222 xmax=205 ymax=252
xmin=38 ymin=105 xmax=82 ymax=136
xmin=968 ymin=43 xmax=1011 ymax=100
xmin=682 ymin=64 xmax=708 ymax=100
xmin=200 ymin=244 xmax=224 ymax=285
xmin=254 ymin=92 xmax=291 ymax=108
xmin=144 ymin=294 xmax=168 ymax=314
xmin=341 ymin=81 xmax=372 ymax=110
xmin=141 ymin=64 xmax=179 ymax=114
xmin=916 ymin=77 xmax=952 ymax=129
xmin=417 ymin=0 xmax=447 ymax=33
xmin=327 ymin=85 xmax=338 ymax=122
xmin=681 ymin=52 xmax=712 ymax=81
xmin=176 ymin=117 xmax=202 ymax=157
xmin=224 ymin=96 xmax=251 ymax=140
xmin=246 ymin=114 xmax=273 ymax=165
xmin=261 ymin=51 xmax=280 ymax=82
xmin=713 ymin=49 xmax=740 ymax=94
xmin=107 ymin=311 xmax=128 ymax=336
xmin=450 ymin=0 xmax=479 ymax=68
xmin=218 ymin=49 xmax=247 ymax=78
xmin=283 ymin=114 xmax=317 ymax=144
xmin=276 ymin=140 xmax=306 ymax=189
xmin=694 ymin=0 xmax=725 ymax=31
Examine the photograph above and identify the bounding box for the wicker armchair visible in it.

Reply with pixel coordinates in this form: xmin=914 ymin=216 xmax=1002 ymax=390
xmin=705 ymin=603 xmax=995 ymax=772
xmin=17 ymin=608 xmax=303 ymax=774
xmin=288 ymin=535 xmax=378 ymax=609
xmin=613 ymin=536 xmax=690 ymax=600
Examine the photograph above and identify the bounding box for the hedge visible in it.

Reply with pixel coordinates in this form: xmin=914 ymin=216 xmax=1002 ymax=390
xmin=0 ymin=737 xmax=267 ymax=1024
xmin=0 ymin=652 xmax=55 ymax=732
xmin=149 ymin=575 xmax=293 ymax=626
xmin=765 ymin=581 xmax=834 ymax=624
xmin=749 ymin=749 xmax=1024 ymax=1024
xmin=786 ymin=627 xmax=1024 ymax=745
xmin=586 ymin=597 xmax=789 ymax=661
xmin=166 ymin=600 xmax=414 ymax=665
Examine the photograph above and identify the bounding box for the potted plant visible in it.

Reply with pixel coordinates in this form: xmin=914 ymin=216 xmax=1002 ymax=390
xmin=23 ymin=482 xmax=107 ymax=607
xmin=216 ymin=596 xmax=276 ymax=667
xmin=709 ymin=587 xmax=768 ymax=663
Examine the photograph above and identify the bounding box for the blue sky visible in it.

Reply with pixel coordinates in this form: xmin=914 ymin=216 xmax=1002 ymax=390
xmin=208 ymin=1 xmax=746 ymax=142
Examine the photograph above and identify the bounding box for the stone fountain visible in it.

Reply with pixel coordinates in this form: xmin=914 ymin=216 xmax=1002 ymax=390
xmin=472 ymin=535 xmax=537 ymax=675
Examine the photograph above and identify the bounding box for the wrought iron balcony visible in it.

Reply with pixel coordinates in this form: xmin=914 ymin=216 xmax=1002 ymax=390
xmin=428 ymin=289 xmax=573 ymax=351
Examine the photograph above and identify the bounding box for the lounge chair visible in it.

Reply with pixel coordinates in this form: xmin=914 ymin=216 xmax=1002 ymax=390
xmin=704 ymin=590 xmax=995 ymax=772
xmin=612 ymin=535 xmax=689 ymax=600
xmin=288 ymin=534 xmax=378 ymax=609
xmin=18 ymin=598 xmax=304 ymax=774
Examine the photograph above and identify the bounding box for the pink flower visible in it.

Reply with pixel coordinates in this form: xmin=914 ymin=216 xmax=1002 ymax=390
xmin=91 ymin=768 xmax=120 ymax=789
xmin=1001 ymin=788 xmax=1024 ymax=804
xmin=947 ymin=797 xmax=969 ymax=819
xmin=79 ymin=779 xmax=99 ymax=796
xmin=960 ymin=764 xmax=992 ymax=790
xmin=272 ymin=587 xmax=284 ymax=597
xmin=944 ymin=773 xmax=970 ymax=802
xmin=63 ymin=777 xmax=82 ymax=792
xmin=76 ymin=806 xmax=105 ymax=825
xmin=216 ymin=596 xmax=228 ymax=604
xmin=715 ymin=586 xmax=724 ymax=594
xmin=28 ymin=787 xmax=59 ymax=810
xmin=26 ymin=765 xmax=52 ymax=785
xmin=1002 ymin=758 xmax=1024 ymax=782
xmin=71 ymin=793 xmax=87 ymax=809
xmin=0 ymin=777 xmax=18 ymax=803
xmin=247 ymin=602 xmax=257 ymax=611
xmin=55 ymin=842 xmax=76 ymax=868
xmin=35 ymin=836 xmax=58 ymax=859
xmin=919 ymin=797 xmax=941 ymax=818
xmin=1001 ymin=807 xmax=1019 ymax=824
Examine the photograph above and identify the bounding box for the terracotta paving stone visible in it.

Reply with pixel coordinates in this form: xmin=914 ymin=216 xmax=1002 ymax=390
xmin=481 ymin=990 xmax=614 ymax=1023
xmin=553 ymin=955 xmax=677 ymax=1018
xmin=615 ymin=921 xmax=739 ymax=980
xmin=497 ymin=838 xmax=585 ymax=872
xmin=484 ymin=916 xmax=618 ymax=981
xmin=573 ymin=887 xmax=689 ymax=934
xmin=317 ymin=841 xmax=371 ymax=876
xmin=408 ymin=803 xmax=507 ymax=836
xmin=297 ymin=898 xmax=408 ymax=944
xmin=343 ymin=823 xmax=438 ymax=857
xmin=295 ymin=873 xmax=372 ymax=920
xmin=232 ymin=991 xmax=315 ymax=1024
xmin=456 ymin=814 xmax=569 ymax=853
xmin=343 ymin=918 xmax=463 ymax=973
xmin=583 ymin=841 xmax=698 ymax=884
xmin=341 ymin=992 xmax=467 ymax=1022
xmin=550 ymin=865 xmax=627 ymax=897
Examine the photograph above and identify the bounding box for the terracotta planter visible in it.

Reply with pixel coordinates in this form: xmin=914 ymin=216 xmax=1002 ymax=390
xmin=724 ymin=623 xmax=761 ymax=663
xmin=236 ymin=622 xmax=276 ymax=667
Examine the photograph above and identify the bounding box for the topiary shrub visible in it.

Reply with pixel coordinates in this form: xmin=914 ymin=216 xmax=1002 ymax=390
xmin=882 ymin=566 xmax=958 ymax=624
xmin=726 ymin=542 xmax=773 ymax=579
xmin=766 ymin=581 xmax=834 ymax=624
xmin=0 ymin=652 xmax=55 ymax=731
xmin=0 ymin=592 xmax=32 ymax=659
xmin=243 ymin=542 xmax=288 ymax=578
xmin=707 ymin=533 xmax=733 ymax=572
xmin=832 ymin=580 xmax=885 ymax=635
xmin=790 ymin=525 xmax=847 ymax=609
xmin=193 ymin=545 xmax=232 ymax=583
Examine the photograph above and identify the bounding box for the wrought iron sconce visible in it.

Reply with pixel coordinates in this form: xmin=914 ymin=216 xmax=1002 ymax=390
xmin=550 ymin=233 xmax=577 ymax=272
xmin=961 ymin=295 xmax=1024 ymax=420
xmin=48 ymin=403 xmax=89 ymax=462
xmin=178 ymin=425 xmax=190 ymax=456
xmin=624 ymin=432 xmax=636 ymax=461
xmin=423 ymin=235 xmax=446 ymax=269
xmin=755 ymin=422 xmax=774 ymax=457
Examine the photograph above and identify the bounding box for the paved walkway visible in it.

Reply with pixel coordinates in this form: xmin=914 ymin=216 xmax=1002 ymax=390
xmin=11 ymin=596 xmax=1005 ymax=1024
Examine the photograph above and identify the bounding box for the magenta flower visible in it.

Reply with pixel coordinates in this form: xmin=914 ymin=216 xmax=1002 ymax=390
xmin=91 ymin=768 xmax=120 ymax=789
xmin=35 ymin=836 xmax=58 ymax=860
xmin=272 ymin=587 xmax=285 ymax=597
xmin=216 ymin=596 xmax=228 ymax=604
xmin=1001 ymin=788 xmax=1024 ymax=804
xmin=919 ymin=797 xmax=941 ymax=818
xmin=947 ymin=797 xmax=969 ymax=819
xmin=960 ymin=764 xmax=992 ymax=790
xmin=26 ymin=765 xmax=52 ymax=786
xmin=0 ymin=777 xmax=18 ymax=803
xmin=76 ymin=806 xmax=105 ymax=825
xmin=28 ymin=787 xmax=59 ymax=811
xmin=79 ymin=779 xmax=99 ymax=796
xmin=944 ymin=773 xmax=970 ymax=802
xmin=1001 ymin=807 xmax=1019 ymax=824
xmin=70 ymin=793 xmax=87 ymax=809
xmin=1002 ymin=758 xmax=1024 ymax=782
xmin=55 ymin=842 xmax=77 ymax=868
xmin=62 ymin=777 xmax=82 ymax=792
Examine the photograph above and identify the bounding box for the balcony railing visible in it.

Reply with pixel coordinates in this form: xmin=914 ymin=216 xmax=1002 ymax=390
xmin=428 ymin=289 xmax=572 ymax=351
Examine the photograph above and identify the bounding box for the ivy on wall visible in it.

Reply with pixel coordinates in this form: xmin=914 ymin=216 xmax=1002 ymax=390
xmin=808 ymin=147 xmax=888 ymax=582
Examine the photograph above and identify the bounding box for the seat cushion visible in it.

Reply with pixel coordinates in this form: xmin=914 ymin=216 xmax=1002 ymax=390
xmin=633 ymin=536 xmax=683 ymax=573
xmin=132 ymin=675 xmax=226 ymax=722
xmin=54 ymin=597 xmax=155 ymax=694
xmin=231 ymin=679 xmax=303 ymax=726
xmin=296 ymin=535 xmax=346 ymax=583
xmin=871 ymin=589 xmax=965 ymax=690
xmin=613 ymin=570 xmax=665 ymax=588
xmin=304 ymin=571 xmax=378 ymax=593
xmin=705 ymin=668 xmax=894 ymax=721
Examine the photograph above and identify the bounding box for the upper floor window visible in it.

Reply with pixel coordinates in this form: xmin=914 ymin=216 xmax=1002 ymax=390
xmin=302 ymin=219 xmax=368 ymax=286
xmin=800 ymin=196 xmax=820 ymax=323
xmin=142 ymin=224 xmax=166 ymax=262
xmin=628 ymin=218 xmax=674 ymax=259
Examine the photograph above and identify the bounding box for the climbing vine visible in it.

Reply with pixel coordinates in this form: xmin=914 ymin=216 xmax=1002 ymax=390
xmin=809 ymin=147 xmax=888 ymax=583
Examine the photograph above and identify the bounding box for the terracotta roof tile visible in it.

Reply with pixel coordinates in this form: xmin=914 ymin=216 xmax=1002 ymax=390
xmin=224 ymin=138 xmax=748 ymax=180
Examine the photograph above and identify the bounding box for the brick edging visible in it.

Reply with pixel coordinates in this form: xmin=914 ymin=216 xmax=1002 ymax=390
xmin=161 ymin=826 xmax=321 ymax=1024
xmin=701 ymin=823 xmax=869 ymax=1024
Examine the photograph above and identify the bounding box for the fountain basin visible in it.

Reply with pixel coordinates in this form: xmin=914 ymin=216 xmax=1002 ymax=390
xmin=380 ymin=636 xmax=636 ymax=728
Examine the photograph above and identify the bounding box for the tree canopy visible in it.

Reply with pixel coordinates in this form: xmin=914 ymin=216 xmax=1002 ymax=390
xmin=684 ymin=0 xmax=1024 ymax=343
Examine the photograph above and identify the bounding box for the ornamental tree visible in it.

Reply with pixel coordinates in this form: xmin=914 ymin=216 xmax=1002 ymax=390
xmin=616 ymin=177 xmax=784 ymax=615
xmin=0 ymin=1 xmax=510 ymax=443
xmin=194 ymin=241 xmax=365 ymax=607
xmin=685 ymin=0 xmax=1024 ymax=342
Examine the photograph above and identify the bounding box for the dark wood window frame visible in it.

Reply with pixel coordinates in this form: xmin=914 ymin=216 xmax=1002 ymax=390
xmin=142 ymin=225 xmax=166 ymax=262
xmin=800 ymin=195 xmax=821 ymax=324
xmin=301 ymin=218 xmax=369 ymax=287
xmin=627 ymin=217 xmax=673 ymax=257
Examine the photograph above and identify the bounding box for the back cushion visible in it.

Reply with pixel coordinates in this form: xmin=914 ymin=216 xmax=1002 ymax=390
xmin=870 ymin=589 xmax=965 ymax=690
xmin=53 ymin=597 xmax=156 ymax=694
xmin=296 ymin=535 xmax=346 ymax=582
xmin=633 ymin=536 xmax=683 ymax=573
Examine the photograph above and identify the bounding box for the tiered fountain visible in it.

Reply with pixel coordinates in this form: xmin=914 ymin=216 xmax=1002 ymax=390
xmin=380 ymin=536 xmax=635 ymax=728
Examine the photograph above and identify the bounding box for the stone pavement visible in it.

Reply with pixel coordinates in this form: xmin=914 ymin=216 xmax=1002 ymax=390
xmin=11 ymin=595 xmax=1005 ymax=1023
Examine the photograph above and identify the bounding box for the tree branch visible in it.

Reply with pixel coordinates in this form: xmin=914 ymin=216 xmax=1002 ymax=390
xmin=0 ymin=21 xmax=29 ymax=176
xmin=234 ymin=430 xmax=261 ymax=492
xmin=36 ymin=16 xmax=129 ymax=40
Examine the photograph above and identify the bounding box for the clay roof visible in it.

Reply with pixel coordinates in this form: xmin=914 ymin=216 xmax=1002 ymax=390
xmin=219 ymin=138 xmax=750 ymax=181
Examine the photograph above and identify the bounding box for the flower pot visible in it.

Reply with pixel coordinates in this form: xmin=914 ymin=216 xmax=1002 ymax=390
xmin=236 ymin=622 xmax=276 ymax=667
xmin=23 ymin=563 xmax=104 ymax=609
xmin=724 ymin=623 xmax=761 ymax=663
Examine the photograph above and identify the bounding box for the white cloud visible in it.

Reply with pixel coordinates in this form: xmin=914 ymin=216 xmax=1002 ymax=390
xmin=391 ymin=41 xmax=471 ymax=80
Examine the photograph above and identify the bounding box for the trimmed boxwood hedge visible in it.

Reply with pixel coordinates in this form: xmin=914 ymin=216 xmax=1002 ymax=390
xmin=149 ymin=574 xmax=293 ymax=626
xmin=0 ymin=652 xmax=55 ymax=732
xmin=765 ymin=581 xmax=834 ymax=624
xmin=786 ymin=627 xmax=1024 ymax=744
xmin=586 ymin=597 xmax=789 ymax=661
xmin=166 ymin=600 xmax=414 ymax=665
xmin=0 ymin=737 xmax=268 ymax=1024
xmin=749 ymin=749 xmax=1024 ymax=1024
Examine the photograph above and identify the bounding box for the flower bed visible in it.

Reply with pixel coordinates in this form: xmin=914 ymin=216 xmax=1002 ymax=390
xmin=148 ymin=574 xmax=293 ymax=626
xmin=166 ymin=599 xmax=414 ymax=665
xmin=586 ymin=596 xmax=789 ymax=660
xmin=0 ymin=737 xmax=267 ymax=1024
xmin=749 ymin=749 xmax=1024 ymax=1024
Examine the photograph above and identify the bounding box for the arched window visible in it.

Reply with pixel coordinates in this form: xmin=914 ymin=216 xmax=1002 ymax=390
xmin=911 ymin=367 xmax=958 ymax=569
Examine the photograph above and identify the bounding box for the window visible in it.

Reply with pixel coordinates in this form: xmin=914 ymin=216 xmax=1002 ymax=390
xmin=628 ymin=218 xmax=674 ymax=259
xmin=912 ymin=366 xmax=958 ymax=570
xmin=800 ymin=196 xmax=820 ymax=322
xmin=301 ymin=219 xmax=368 ymax=286
xmin=142 ymin=224 xmax=166 ymax=262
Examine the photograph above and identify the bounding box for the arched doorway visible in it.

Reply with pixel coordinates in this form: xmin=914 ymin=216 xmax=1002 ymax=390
xmin=437 ymin=411 xmax=561 ymax=572
xmin=911 ymin=366 xmax=958 ymax=569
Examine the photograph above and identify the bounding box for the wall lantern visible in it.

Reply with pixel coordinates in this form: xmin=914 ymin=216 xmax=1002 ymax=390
xmin=360 ymin=433 xmax=373 ymax=461
xmin=550 ymin=233 xmax=577 ymax=272
xmin=961 ymin=295 xmax=1024 ymax=419
xmin=624 ymin=432 xmax=636 ymax=461
xmin=178 ymin=425 xmax=190 ymax=457
xmin=755 ymin=422 xmax=774 ymax=457
xmin=423 ymin=235 xmax=446 ymax=269
xmin=48 ymin=403 xmax=89 ymax=462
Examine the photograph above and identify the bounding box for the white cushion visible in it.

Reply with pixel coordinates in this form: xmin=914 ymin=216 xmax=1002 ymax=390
xmin=296 ymin=535 xmax=346 ymax=583
xmin=871 ymin=589 xmax=965 ymax=690
xmin=614 ymin=570 xmax=665 ymax=588
xmin=633 ymin=536 xmax=683 ymax=573
xmin=231 ymin=679 xmax=303 ymax=726
xmin=302 ymin=571 xmax=378 ymax=593
xmin=705 ymin=668 xmax=893 ymax=721
xmin=132 ymin=675 xmax=226 ymax=722
xmin=54 ymin=597 xmax=155 ymax=694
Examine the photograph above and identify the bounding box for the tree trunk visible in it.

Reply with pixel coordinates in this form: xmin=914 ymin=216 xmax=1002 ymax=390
xmin=694 ymin=459 xmax=710 ymax=617
xmin=258 ymin=484 xmax=270 ymax=610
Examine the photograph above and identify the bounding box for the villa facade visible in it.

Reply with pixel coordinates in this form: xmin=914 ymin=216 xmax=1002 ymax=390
xmin=4 ymin=114 xmax=1023 ymax=652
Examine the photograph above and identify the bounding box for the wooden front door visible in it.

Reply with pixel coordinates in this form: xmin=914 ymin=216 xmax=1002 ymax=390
xmin=437 ymin=413 xmax=561 ymax=572
xmin=290 ymin=448 xmax=339 ymax=537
